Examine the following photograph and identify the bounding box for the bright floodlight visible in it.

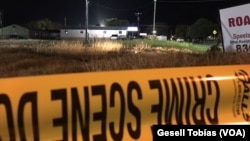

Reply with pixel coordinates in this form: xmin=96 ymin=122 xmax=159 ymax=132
xmin=127 ymin=27 xmax=138 ymax=32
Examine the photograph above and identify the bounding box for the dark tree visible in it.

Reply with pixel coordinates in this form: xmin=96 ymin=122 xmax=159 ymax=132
xmin=103 ymin=18 xmax=129 ymax=26
xmin=187 ymin=18 xmax=215 ymax=40
xmin=175 ymin=24 xmax=188 ymax=39
xmin=26 ymin=18 xmax=62 ymax=30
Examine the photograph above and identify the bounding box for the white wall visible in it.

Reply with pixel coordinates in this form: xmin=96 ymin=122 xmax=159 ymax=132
xmin=60 ymin=29 xmax=85 ymax=38
xmin=89 ymin=30 xmax=127 ymax=38
xmin=60 ymin=29 xmax=127 ymax=39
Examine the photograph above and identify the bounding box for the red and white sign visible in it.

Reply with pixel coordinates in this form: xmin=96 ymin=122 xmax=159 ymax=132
xmin=219 ymin=3 xmax=250 ymax=52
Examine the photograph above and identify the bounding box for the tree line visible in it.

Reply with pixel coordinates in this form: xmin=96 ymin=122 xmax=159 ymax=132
xmin=25 ymin=18 xmax=219 ymax=41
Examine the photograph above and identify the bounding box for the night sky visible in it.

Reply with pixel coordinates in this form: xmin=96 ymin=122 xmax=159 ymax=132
xmin=1 ymin=0 xmax=249 ymax=26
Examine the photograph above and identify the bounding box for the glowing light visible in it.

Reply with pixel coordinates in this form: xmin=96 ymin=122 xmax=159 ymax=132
xmin=127 ymin=27 xmax=138 ymax=32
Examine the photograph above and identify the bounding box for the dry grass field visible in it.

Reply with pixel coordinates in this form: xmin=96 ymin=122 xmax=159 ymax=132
xmin=0 ymin=39 xmax=249 ymax=78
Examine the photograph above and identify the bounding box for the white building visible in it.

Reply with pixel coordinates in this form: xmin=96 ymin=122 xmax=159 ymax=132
xmin=0 ymin=24 xmax=30 ymax=39
xmin=60 ymin=26 xmax=138 ymax=40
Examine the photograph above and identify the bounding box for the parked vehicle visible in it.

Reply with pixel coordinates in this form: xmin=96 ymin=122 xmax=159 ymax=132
xmin=176 ymin=38 xmax=184 ymax=42
xmin=110 ymin=34 xmax=118 ymax=40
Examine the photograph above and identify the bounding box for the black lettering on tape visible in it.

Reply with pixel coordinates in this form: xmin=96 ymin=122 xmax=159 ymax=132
xmin=51 ymin=89 xmax=68 ymax=141
xmin=18 ymin=92 xmax=39 ymax=141
xmin=149 ymin=80 xmax=163 ymax=125
xmin=164 ymin=77 xmax=191 ymax=125
xmin=235 ymin=70 xmax=250 ymax=121
xmin=242 ymin=94 xmax=250 ymax=121
xmin=92 ymin=85 xmax=107 ymax=141
xmin=109 ymin=83 xmax=125 ymax=141
xmin=189 ymin=77 xmax=198 ymax=124
xmin=177 ymin=78 xmax=184 ymax=124
xmin=165 ymin=78 xmax=180 ymax=125
xmin=0 ymin=94 xmax=15 ymax=140
xmin=71 ymin=87 xmax=90 ymax=141
xmin=192 ymin=76 xmax=206 ymax=124
xmin=163 ymin=79 xmax=170 ymax=125
xmin=163 ymin=75 xmax=220 ymax=125
xmin=206 ymin=74 xmax=220 ymax=124
xmin=183 ymin=77 xmax=191 ymax=125
xmin=127 ymin=81 xmax=142 ymax=139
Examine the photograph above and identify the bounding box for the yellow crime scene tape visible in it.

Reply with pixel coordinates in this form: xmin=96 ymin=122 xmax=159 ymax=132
xmin=0 ymin=65 xmax=249 ymax=141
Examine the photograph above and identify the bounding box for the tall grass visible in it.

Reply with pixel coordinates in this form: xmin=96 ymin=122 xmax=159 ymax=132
xmin=120 ymin=39 xmax=210 ymax=53
xmin=0 ymin=39 xmax=248 ymax=78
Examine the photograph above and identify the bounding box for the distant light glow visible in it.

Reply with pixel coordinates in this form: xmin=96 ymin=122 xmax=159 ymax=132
xmin=127 ymin=27 xmax=138 ymax=31
xmin=100 ymin=20 xmax=105 ymax=27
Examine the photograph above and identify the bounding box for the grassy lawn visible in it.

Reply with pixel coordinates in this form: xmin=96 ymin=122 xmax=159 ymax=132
xmin=119 ymin=39 xmax=217 ymax=53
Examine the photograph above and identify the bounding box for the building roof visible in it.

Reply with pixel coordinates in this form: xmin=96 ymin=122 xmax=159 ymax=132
xmin=1 ymin=24 xmax=29 ymax=30
xmin=61 ymin=26 xmax=128 ymax=30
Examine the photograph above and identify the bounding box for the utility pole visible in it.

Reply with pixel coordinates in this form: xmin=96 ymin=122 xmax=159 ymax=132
xmin=153 ymin=0 xmax=157 ymax=35
xmin=64 ymin=17 xmax=68 ymax=35
xmin=0 ymin=10 xmax=2 ymax=28
xmin=64 ymin=17 xmax=67 ymax=28
xmin=85 ymin=0 xmax=89 ymax=43
xmin=135 ymin=12 xmax=142 ymax=32
xmin=0 ymin=10 xmax=3 ymax=39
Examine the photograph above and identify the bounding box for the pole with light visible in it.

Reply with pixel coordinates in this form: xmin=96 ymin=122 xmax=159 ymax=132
xmin=213 ymin=29 xmax=217 ymax=42
xmin=135 ymin=12 xmax=142 ymax=33
xmin=153 ymin=0 xmax=157 ymax=35
xmin=85 ymin=0 xmax=89 ymax=43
